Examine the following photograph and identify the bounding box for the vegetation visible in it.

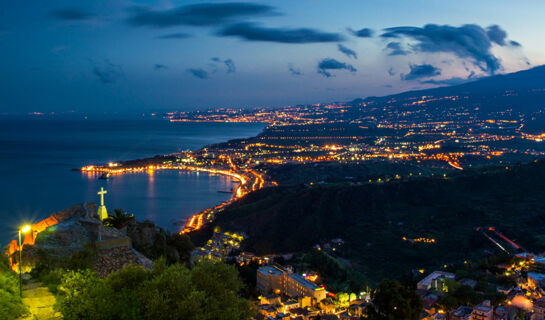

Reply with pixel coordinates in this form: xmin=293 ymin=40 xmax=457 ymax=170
xmin=103 ymin=208 xmax=135 ymax=229
xmin=0 ymin=252 xmax=27 ymax=320
xmin=55 ymin=259 xmax=253 ymax=320
xmin=30 ymin=248 xmax=97 ymax=294
xmin=365 ymin=279 xmax=423 ymax=320
xmin=303 ymin=249 xmax=367 ymax=292
xmin=211 ymin=160 xmax=545 ymax=282
xmin=266 ymin=161 xmax=443 ymax=186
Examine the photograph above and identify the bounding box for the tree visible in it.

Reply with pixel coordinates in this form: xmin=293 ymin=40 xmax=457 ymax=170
xmin=55 ymin=260 xmax=253 ymax=320
xmin=0 ymin=252 xmax=27 ymax=320
xmin=366 ymin=279 xmax=423 ymax=320
xmin=103 ymin=209 xmax=134 ymax=229
xmin=167 ymin=233 xmax=195 ymax=265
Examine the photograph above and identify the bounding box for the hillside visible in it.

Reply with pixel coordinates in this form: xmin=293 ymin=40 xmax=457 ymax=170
xmin=208 ymin=160 xmax=545 ymax=281
xmin=361 ymin=65 xmax=545 ymax=112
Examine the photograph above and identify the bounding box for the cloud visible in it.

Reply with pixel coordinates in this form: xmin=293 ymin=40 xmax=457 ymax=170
xmin=317 ymin=58 xmax=357 ymax=77
xmin=348 ymin=27 xmax=373 ymax=38
xmin=218 ymin=22 xmax=343 ymax=43
xmin=154 ymin=64 xmax=168 ymax=70
xmin=385 ymin=42 xmax=410 ymax=56
xmin=209 ymin=57 xmax=235 ymax=73
xmin=51 ymin=8 xmax=95 ymax=21
xmin=420 ymin=77 xmax=472 ymax=86
xmin=224 ymin=59 xmax=236 ymax=73
xmin=127 ymin=2 xmax=275 ymax=28
xmin=187 ymin=68 xmax=209 ymax=79
xmin=288 ymin=64 xmax=302 ymax=76
xmin=401 ymin=64 xmax=441 ymax=80
xmin=337 ymin=44 xmax=357 ymax=59
xmin=486 ymin=25 xmax=507 ymax=46
xmin=92 ymin=60 xmax=123 ymax=84
xmin=381 ymin=24 xmax=518 ymax=74
xmin=421 ymin=69 xmax=478 ymax=85
xmin=155 ymin=33 xmax=191 ymax=39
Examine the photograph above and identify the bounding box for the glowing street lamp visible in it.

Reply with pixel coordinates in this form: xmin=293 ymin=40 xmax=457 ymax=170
xmin=18 ymin=225 xmax=31 ymax=297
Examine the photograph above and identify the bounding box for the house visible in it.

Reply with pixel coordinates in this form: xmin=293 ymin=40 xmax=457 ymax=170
xmin=533 ymin=297 xmax=545 ymax=320
xmin=290 ymin=308 xmax=311 ymax=320
xmin=493 ymin=306 xmax=508 ymax=320
xmin=417 ymin=271 xmax=456 ymax=291
xmin=472 ymin=300 xmax=493 ymax=320
xmin=260 ymin=293 xmax=281 ymax=306
xmin=459 ymin=278 xmax=478 ymax=289
xmin=319 ymin=297 xmax=337 ymax=314
xmin=450 ymin=306 xmax=473 ymax=320
xmin=256 ymin=265 xmax=327 ymax=303
xmin=532 ymin=257 xmax=545 ymax=274
xmin=258 ymin=304 xmax=277 ymax=318
xmin=527 ymin=272 xmax=545 ymax=289
xmin=282 ymin=299 xmax=299 ymax=313
xmin=348 ymin=300 xmax=367 ymax=317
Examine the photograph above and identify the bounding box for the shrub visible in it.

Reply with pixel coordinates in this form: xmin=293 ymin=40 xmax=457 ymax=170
xmin=55 ymin=260 xmax=253 ymax=320
xmin=0 ymin=253 xmax=27 ymax=320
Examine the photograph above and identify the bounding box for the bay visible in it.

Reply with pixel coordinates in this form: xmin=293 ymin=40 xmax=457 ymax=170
xmin=0 ymin=118 xmax=265 ymax=245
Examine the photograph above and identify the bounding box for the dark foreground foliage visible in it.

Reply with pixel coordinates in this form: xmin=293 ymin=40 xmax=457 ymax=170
xmin=366 ymin=279 xmax=423 ymax=320
xmin=55 ymin=259 xmax=253 ymax=320
xmin=0 ymin=252 xmax=27 ymax=319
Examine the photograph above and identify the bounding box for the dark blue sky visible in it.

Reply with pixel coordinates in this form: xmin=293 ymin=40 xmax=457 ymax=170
xmin=0 ymin=1 xmax=542 ymax=114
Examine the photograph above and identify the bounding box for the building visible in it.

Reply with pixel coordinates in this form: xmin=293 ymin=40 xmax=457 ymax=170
xmin=471 ymin=300 xmax=493 ymax=320
xmin=532 ymin=257 xmax=545 ymax=274
xmin=450 ymin=306 xmax=473 ymax=320
xmin=493 ymin=306 xmax=508 ymax=320
xmin=417 ymin=271 xmax=456 ymax=291
xmin=260 ymin=294 xmax=281 ymax=306
xmin=533 ymin=298 xmax=545 ymax=320
xmin=256 ymin=265 xmax=327 ymax=303
xmin=285 ymin=273 xmax=324 ymax=301
xmin=527 ymin=272 xmax=545 ymax=289
xmin=257 ymin=265 xmax=284 ymax=295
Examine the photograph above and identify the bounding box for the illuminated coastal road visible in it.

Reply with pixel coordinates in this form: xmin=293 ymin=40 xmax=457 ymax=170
xmin=80 ymin=159 xmax=268 ymax=234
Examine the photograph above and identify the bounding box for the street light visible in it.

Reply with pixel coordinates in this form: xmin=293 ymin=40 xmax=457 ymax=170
xmin=18 ymin=225 xmax=31 ymax=297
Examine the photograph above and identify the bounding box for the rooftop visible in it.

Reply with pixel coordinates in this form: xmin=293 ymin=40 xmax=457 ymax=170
xmin=417 ymin=271 xmax=455 ymax=288
xmin=258 ymin=265 xmax=284 ymax=277
xmin=528 ymin=272 xmax=545 ymax=281
xmin=288 ymin=273 xmax=322 ymax=291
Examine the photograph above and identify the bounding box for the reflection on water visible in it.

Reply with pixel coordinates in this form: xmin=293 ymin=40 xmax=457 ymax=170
xmin=0 ymin=119 xmax=265 ymax=245
xmin=83 ymin=170 xmax=233 ymax=229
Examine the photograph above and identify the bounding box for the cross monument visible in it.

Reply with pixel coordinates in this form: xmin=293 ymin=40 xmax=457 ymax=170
xmin=97 ymin=187 xmax=108 ymax=221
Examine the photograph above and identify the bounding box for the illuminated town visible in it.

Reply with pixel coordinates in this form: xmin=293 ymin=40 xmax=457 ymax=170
xmin=54 ymin=89 xmax=545 ymax=319
xmin=3 ymin=1 xmax=545 ymax=319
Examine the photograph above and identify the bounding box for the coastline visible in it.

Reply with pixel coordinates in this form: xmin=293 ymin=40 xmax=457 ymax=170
xmin=79 ymin=163 xmax=251 ymax=232
xmin=77 ymin=121 xmax=270 ymax=234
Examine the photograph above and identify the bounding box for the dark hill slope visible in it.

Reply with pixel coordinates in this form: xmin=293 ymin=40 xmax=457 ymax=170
xmin=362 ymin=65 xmax=545 ymax=112
xmin=211 ymin=161 xmax=545 ymax=280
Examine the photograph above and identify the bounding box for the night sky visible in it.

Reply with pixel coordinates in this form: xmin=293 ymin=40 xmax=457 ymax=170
xmin=1 ymin=1 xmax=543 ymax=114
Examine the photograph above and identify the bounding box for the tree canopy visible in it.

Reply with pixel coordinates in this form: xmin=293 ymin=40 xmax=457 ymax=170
xmin=56 ymin=259 xmax=253 ymax=320
xmin=366 ymin=279 xmax=423 ymax=320
xmin=0 ymin=253 xmax=27 ymax=320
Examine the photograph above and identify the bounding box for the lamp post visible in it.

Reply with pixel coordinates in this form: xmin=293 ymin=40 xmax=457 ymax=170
xmin=18 ymin=225 xmax=31 ymax=297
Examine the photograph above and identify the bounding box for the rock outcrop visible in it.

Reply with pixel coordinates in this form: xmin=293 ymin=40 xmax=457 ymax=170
xmin=7 ymin=203 xmax=153 ymax=276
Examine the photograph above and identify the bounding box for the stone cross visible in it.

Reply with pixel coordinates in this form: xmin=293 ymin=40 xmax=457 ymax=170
xmin=98 ymin=187 xmax=107 ymax=206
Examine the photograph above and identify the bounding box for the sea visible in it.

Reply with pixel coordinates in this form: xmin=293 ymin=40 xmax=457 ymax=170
xmin=0 ymin=117 xmax=265 ymax=245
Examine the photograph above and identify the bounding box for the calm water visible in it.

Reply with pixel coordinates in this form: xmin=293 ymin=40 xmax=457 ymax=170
xmin=0 ymin=118 xmax=265 ymax=245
